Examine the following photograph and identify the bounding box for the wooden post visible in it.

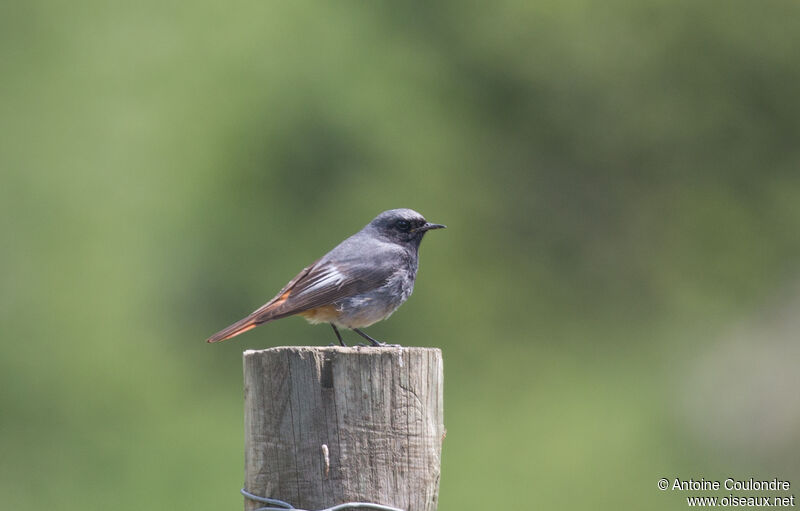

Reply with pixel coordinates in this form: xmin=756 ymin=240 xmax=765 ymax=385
xmin=243 ymin=346 xmax=444 ymax=511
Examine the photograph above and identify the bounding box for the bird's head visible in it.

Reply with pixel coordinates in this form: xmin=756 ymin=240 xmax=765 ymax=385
xmin=367 ymin=208 xmax=446 ymax=248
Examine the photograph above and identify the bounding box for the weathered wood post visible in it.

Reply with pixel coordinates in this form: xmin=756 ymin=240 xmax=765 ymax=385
xmin=243 ymin=346 xmax=444 ymax=511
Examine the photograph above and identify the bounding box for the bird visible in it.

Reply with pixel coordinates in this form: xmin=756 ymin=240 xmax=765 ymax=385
xmin=206 ymin=208 xmax=445 ymax=346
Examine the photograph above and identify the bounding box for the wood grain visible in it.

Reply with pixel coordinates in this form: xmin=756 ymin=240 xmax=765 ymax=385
xmin=243 ymin=346 xmax=444 ymax=511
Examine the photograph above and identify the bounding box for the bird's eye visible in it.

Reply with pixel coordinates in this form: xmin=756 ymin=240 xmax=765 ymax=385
xmin=395 ymin=219 xmax=411 ymax=232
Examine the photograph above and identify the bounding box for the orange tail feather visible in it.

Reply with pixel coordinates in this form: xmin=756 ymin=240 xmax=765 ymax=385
xmin=206 ymin=319 xmax=258 ymax=343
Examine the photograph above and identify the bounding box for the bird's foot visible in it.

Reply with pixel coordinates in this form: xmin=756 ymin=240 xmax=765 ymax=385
xmin=330 ymin=324 xmax=347 ymax=347
xmin=353 ymin=328 xmax=400 ymax=347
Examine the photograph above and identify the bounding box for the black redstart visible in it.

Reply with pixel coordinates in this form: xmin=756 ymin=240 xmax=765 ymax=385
xmin=206 ymin=208 xmax=445 ymax=346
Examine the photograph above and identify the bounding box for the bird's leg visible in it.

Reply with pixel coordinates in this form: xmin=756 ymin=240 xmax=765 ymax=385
xmin=353 ymin=328 xmax=400 ymax=347
xmin=330 ymin=324 xmax=347 ymax=347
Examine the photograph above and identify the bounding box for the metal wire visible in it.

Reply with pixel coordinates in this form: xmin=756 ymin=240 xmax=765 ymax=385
xmin=241 ymin=488 xmax=405 ymax=511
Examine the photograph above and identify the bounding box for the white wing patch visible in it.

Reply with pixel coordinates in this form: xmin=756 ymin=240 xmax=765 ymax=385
xmin=297 ymin=265 xmax=346 ymax=296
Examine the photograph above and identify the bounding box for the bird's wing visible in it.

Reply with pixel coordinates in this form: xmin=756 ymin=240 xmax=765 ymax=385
xmin=206 ymin=257 xmax=392 ymax=343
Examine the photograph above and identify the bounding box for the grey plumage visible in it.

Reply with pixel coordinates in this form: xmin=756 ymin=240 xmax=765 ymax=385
xmin=206 ymin=208 xmax=445 ymax=344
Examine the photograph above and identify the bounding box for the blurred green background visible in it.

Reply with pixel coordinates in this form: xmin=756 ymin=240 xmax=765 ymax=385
xmin=2 ymin=1 xmax=799 ymax=509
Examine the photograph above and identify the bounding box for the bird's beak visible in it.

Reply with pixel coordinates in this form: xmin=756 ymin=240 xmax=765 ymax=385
xmin=418 ymin=222 xmax=446 ymax=232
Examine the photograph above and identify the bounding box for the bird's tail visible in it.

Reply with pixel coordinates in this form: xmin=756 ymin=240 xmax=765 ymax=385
xmin=206 ymin=286 xmax=299 ymax=343
xmin=206 ymin=315 xmax=263 ymax=343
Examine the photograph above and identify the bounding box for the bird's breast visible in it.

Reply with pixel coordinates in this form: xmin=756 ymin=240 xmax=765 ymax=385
xmin=330 ymin=269 xmax=416 ymax=329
